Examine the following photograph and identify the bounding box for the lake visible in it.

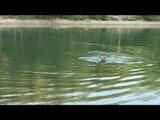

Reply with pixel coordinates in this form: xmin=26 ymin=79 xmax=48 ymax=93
xmin=0 ymin=27 xmax=160 ymax=105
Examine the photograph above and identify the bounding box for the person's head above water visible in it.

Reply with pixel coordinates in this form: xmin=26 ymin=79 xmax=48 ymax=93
xmin=100 ymin=56 xmax=106 ymax=63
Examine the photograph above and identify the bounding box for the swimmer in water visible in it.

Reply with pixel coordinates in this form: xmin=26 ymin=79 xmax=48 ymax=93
xmin=100 ymin=56 xmax=106 ymax=63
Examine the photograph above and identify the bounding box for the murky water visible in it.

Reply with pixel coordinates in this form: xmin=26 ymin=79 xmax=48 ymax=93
xmin=0 ymin=27 xmax=160 ymax=105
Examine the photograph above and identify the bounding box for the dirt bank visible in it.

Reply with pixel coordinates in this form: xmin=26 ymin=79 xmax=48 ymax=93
xmin=1 ymin=18 xmax=160 ymax=28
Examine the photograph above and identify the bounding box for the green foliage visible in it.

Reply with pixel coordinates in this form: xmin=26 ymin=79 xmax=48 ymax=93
xmin=2 ymin=15 xmax=160 ymax=21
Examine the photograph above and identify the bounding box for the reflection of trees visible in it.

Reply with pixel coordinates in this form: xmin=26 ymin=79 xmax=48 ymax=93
xmin=0 ymin=29 xmax=9 ymax=66
xmin=117 ymin=28 xmax=122 ymax=53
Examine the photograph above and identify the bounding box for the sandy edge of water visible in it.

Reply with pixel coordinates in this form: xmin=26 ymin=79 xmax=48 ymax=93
xmin=1 ymin=19 xmax=160 ymax=28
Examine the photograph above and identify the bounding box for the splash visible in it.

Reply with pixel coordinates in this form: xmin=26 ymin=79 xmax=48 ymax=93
xmin=79 ymin=51 xmax=143 ymax=64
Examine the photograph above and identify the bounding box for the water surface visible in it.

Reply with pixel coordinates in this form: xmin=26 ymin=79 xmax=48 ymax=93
xmin=0 ymin=27 xmax=160 ymax=104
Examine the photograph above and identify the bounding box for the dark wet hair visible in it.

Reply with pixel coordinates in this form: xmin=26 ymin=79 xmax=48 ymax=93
xmin=100 ymin=56 xmax=106 ymax=63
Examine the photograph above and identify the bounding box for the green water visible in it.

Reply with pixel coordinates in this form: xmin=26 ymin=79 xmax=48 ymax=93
xmin=0 ymin=27 xmax=160 ymax=105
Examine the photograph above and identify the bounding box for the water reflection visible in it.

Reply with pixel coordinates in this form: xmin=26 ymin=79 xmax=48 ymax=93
xmin=0 ymin=27 xmax=159 ymax=104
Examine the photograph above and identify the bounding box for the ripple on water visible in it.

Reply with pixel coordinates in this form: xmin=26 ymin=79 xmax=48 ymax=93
xmin=87 ymin=84 xmax=99 ymax=88
xmin=129 ymin=68 xmax=144 ymax=72
xmin=81 ymin=76 xmax=120 ymax=81
xmin=87 ymin=88 xmax=130 ymax=98
xmin=79 ymin=51 xmax=144 ymax=64
xmin=79 ymin=81 xmax=92 ymax=85
xmin=0 ymin=92 xmax=38 ymax=98
xmin=112 ymin=80 xmax=144 ymax=88
xmin=120 ymin=75 xmax=145 ymax=81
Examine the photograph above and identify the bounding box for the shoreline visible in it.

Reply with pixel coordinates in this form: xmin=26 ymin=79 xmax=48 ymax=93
xmin=1 ymin=19 xmax=160 ymax=28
